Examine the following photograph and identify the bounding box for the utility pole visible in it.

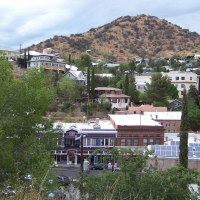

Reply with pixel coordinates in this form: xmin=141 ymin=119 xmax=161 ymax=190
xmin=80 ymin=133 xmax=83 ymax=173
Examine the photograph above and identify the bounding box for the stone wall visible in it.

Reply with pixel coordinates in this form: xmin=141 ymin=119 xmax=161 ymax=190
xmin=148 ymin=157 xmax=200 ymax=171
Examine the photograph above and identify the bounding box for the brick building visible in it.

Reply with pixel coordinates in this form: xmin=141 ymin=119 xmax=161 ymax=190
xmin=109 ymin=114 xmax=165 ymax=149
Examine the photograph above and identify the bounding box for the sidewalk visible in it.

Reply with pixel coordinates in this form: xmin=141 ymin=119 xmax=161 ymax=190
xmin=57 ymin=164 xmax=81 ymax=168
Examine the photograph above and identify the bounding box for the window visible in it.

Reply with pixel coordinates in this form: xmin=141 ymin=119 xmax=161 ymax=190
xmin=149 ymin=137 xmax=154 ymax=145
xmin=168 ymin=130 xmax=171 ymax=133
xmin=134 ymin=136 xmax=138 ymax=146
xmin=181 ymin=84 xmax=185 ymax=88
xmin=169 ymin=76 xmax=172 ymax=80
xmin=143 ymin=137 xmax=148 ymax=146
xmin=100 ymin=139 xmax=104 ymax=146
xmin=175 ymin=84 xmax=178 ymax=88
xmin=173 ymin=122 xmax=176 ymax=126
xmin=127 ymin=138 xmax=132 ymax=146
xmin=156 ymin=135 xmax=160 ymax=144
xmin=166 ymin=122 xmax=170 ymax=126
xmin=134 ymin=111 xmax=136 ymax=114
xmin=181 ymin=91 xmax=184 ymax=95
xmin=176 ymin=77 xmax=179 ymax=80
xmin=181 ymin=77 xmax=185 ymax=80
xmin=190 ymin=77 xmax=192 ymax=80
xmin=121 ymin=138 xmax=125 ymax=146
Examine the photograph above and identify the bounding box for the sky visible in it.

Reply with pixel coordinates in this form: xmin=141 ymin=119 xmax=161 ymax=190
xmin=1 ymin=0 xmax=200 ymax=51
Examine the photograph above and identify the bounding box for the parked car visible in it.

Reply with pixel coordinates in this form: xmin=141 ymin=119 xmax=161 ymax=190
xmin=57 ymin=175 xmax=70 ymax=185
xmin=90 ymin=163 xmax=108 ymax=170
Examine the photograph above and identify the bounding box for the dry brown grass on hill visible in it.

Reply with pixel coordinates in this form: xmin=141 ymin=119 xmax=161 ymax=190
xmin=29 ymin=14 xmax=200 ymax=62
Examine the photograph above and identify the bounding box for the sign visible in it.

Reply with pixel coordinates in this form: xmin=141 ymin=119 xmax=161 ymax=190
xmin=67 ymin=149 xmax=76 ymax=156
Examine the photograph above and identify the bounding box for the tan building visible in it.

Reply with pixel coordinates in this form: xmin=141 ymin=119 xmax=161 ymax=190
xmin=144 ymin=112 xmax=182 ymax=133
xmin=115 ymin=104 xmax=167 ymax=114
xmin=0 ymin=47 xmax=19 ymax=60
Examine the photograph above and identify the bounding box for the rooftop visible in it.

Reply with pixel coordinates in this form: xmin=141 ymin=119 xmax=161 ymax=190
xmin=109 ymin=114 xmax=161 ymax=126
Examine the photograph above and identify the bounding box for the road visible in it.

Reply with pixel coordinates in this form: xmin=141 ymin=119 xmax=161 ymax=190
xmin=52 ymin=167 xmax=104 ymax=179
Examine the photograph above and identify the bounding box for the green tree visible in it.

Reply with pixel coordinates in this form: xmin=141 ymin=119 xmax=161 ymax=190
xmin=91 ymin=66 xmax=95 ymax=99
xmin=145 ymin=73 xmax=178 ymax=106
xmin=87 ymin=66 xmax=90 ymax=94
xmin=0 ymin=59 xmax=57 ymax=190
xmin=124 ymin=73 xmax=129 ymax=95
xmin=188 ymin=98 xmax=200 ymax=131
xmin=24 ymin=49 xmax=27 ymax=68
xmin=73 ymin=148 xmax=199 ymax=200
xmin=128 ymin=58 xmax=136 ymax=74
xmin=58 ymin=77 xmax=84 ymax=102
xmin=179 ymin=89 xmax=189 ymax=168
xmin=188 ymin=85 xmax=200 ymax=107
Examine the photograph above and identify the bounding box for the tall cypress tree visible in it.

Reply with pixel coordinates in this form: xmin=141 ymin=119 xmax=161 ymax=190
xmin=91 ymin=66 xmax=95 ymax=99
xmin=24 ymin=49 xmax=27 ymax=68
xmin=27 ymin=48 xmax=30 ymax=60
xmin=179 ymin=89 xmax=189 ymax=168
xmin=87 ymin=66 xmax=90 ymax=94
xmin=124 ymin=73 xmax=129 ymax=95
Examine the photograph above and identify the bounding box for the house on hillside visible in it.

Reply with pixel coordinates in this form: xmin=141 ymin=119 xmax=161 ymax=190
xmin=0 ymin=47 xmax=19 ymax=60
xmin=168 ymin=99 xmax=182 ymax=111
xmin=64 ymin=70 xmax=87 ymax=85
xmin=95 ymin=87 xmax=130 ymax=110
xmin=27 ymin=53 xmax=67 ymax=73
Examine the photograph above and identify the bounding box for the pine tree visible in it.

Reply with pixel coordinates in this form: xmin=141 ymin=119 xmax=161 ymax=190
xmin=24 ymin=49 xmax=27 ymax=68
xmin=27 ymin=48 xmax=30 ymax=60
xmin=179 ymin=89 xmax=189 ymax=168
xmin=87 ymin=66 xmax=90 ymax=94
xmin=91 ymin=66 xmax=95 ymax=99
xmin=124 ymin=73 xmax=129 ymax=95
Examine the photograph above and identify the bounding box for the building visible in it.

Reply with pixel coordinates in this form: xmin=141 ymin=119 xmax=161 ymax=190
xmin=95 ymin=87 xmax=130 ymax=110
xmin=135 ymin=71 xmax=199 ymax=98
xmin=143 ymin=111 xmax=182 ymax=133
xmin=0 ymin=47 xmax=19 ymax=60
xmin=109 ymin=114 xmax=165 ymax=150
xmin=27 ymin=53 xmax=67 ymax=73
xmin=115 ymin=104 xmax=167 ymax=114
xmin=164 ymin=71 xmax=199 ymax=97
xmin=64 ymin=70 xmax=87 ymax=85
xmin=52 ymin=120 xmax=117 ymax=165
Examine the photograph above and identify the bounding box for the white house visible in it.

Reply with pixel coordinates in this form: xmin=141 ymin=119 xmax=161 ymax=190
xmin=64 ymin=70 xmax=87 ymax=85
xmin=135 ymin=71 xmax=199 ymax=98
xmin=194 ymin=54 xmax=200 ymax=59
xmin=27 ymin=53 xmax=67 ymax=73
xmin=163 ymin=71 xmax=199 ymax=97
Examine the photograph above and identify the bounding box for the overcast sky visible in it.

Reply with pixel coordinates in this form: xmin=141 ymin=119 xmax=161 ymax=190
xmin=1 ymin=0 xmax=200 ymax=51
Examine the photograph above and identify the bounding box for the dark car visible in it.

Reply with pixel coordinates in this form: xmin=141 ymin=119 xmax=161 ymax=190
xmin=90 ymin=163 xmax=108 ymax=170
xmin=57 ymin=175 xmax=70 ymax=185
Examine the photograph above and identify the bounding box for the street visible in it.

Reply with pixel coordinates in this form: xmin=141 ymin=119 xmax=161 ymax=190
xmin=52 ymin=167 xmax=104 ymax=179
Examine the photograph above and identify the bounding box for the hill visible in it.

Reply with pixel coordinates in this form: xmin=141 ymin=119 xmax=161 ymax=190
xmin=29 ymin=14 xmax=200 ymax=63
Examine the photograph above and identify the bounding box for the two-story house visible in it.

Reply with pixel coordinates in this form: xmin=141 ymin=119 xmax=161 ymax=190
xmin=64 ymin=70 xmax=87 ymax=85
xmin=95 ymin=87 xmax=130 ymax=110
xmin=27 ymin=53 xmax=67 ymax=74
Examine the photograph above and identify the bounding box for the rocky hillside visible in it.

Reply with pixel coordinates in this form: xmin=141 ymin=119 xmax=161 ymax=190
xmin=29 ymin=14 xmax=200 ymax=62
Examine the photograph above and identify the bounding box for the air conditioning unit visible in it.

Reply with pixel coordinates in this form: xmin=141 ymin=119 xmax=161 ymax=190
xmin=95 ymin=118 xmax=99 ymax=124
